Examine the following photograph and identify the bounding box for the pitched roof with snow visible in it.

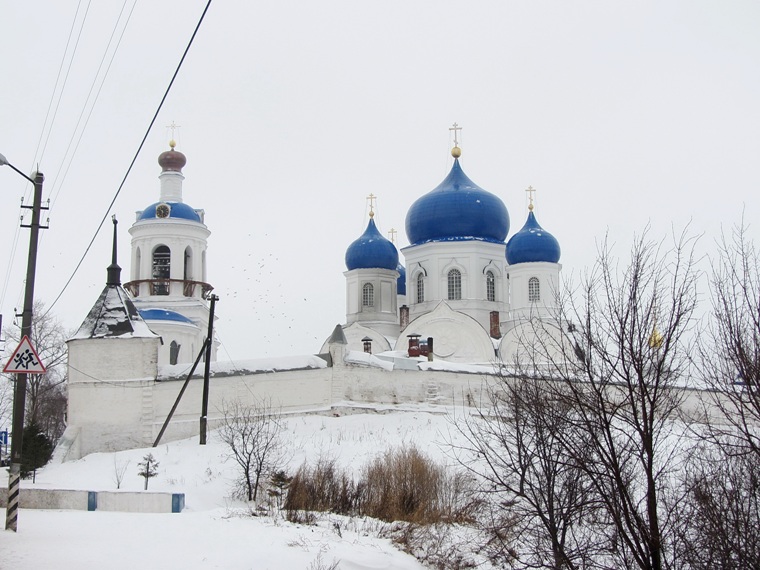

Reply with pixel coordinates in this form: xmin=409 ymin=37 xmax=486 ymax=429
xmin=70 ymin=285 xmax=160 ymax=340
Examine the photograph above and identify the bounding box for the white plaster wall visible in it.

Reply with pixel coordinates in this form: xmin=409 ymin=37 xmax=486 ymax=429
xmin=402 ymin=240 xmax=508 ymax=331
xmin=506 ymin=261 xmax=561 ymax=322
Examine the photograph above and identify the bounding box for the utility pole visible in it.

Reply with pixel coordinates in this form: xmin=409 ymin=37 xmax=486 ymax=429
xmin=199 ymin=294 xmax=218 ymax=444
xmin=0 ymin=154 xmax=47 ymax=532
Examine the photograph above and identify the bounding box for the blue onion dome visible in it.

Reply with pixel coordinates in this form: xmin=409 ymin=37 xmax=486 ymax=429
xmin=345 ymin=215 xmax=399 ymax=270
xmin=396 ymin=263 xmax=407 ymax=295
xmin=138 ymin=202 xmax=202 ymax=222
xmin=506 ymin=210 xmax=561 ymax=264
xmin=405 ymin=155 xmax=509 ymax=246
xmin=139 ymin=308 xmax=195 ymax=324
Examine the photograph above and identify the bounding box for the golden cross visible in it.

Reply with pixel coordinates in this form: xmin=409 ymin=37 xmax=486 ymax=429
xmin=366 ymin=193 xmax=377 ymax=218
xmin=166 ymin=121 xmax=181 ymax=147
xmin=388 ymin=228 xmax=397 ymax=243
xmin=525 ymin=185 xmax=536 ymax=211
xmin=449 ymin=122 xmax=462 ymax=147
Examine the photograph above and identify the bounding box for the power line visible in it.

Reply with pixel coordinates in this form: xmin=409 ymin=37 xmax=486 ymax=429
xmin=43 ymin=0 xmax=214 ymax=318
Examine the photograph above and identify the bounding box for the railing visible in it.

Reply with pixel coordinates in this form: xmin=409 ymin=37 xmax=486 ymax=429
xmin=123 ymin=279 xmax=214 ymax=299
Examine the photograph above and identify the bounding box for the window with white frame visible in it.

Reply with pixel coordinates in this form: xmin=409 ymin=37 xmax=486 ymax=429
xmin=528 ymin=277 xmax=540 ymax=302
xmin=362 ymin=283 xmax=374 ymax=307
xmin=416 ymin=273 xmax=424 ymax=304
xmin=448 ymin=269 xmax=462 ymax=300
xmin=486 ymin=271 xmax=495 ymax=302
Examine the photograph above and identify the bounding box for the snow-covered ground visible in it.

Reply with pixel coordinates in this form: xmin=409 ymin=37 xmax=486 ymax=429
xmin=0 ymin=407 xmax=476 ymax=569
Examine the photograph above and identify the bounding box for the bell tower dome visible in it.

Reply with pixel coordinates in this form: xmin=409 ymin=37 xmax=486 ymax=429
xmin=125 ymin=142 xmax=216 ymax=365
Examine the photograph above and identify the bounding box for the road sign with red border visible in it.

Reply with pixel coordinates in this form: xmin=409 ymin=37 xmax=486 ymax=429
xmin=3 ymin=335 xmax=46 ymax=374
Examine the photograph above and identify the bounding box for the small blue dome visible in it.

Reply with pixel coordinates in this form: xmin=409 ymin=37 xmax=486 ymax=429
xmin=345 ymin=218 xmax=399 ymax=271
xmin=506 ymin=211 xmax=561 ymax=264
xmin=405 ymin=159 xmax=509 ymax=246
xmin=138 ymin=202 xmax=202 ymax=222
xmin=396 ymin=263 xmax=407 ymax=295
xmin=139 ymin=308 xmax=196 ymax=325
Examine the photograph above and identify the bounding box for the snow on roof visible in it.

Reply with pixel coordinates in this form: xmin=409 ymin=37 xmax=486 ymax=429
xmin=157 ymin=354 xmax=328 ymax=380
xmin=69 ymin=285 xmax=160 ymax=340
xmin=345 ymin=350 xmax=395 ymax=371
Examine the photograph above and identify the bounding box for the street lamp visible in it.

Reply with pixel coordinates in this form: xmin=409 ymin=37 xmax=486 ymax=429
xmin=0 ymin=153 xmax=46 ymax=532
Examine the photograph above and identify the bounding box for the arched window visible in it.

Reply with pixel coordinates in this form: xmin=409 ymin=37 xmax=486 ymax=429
xmin=362 ymin=283 xmax=374 ymax=307
xmin=416 ymin=273 xmax=425 ymax=304
xmin=152 ymin=245 xmax=171 ymax=295
xmin=169 ymin=341 xmax=180 ymax=365
xmin=184 ymin=247 xmax=193 ymax=281
xmin=486 ymin=271 xmax=495 ymax=302
xmin=135 ymin=248 xmax=142 ymax=281
xmin=528 ymin=277 xmax=540 ymax=302
xmin=448 ymin=269 xmax=462 ymax=300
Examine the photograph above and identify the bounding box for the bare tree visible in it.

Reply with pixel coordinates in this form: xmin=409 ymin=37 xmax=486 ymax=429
xmin=700 ymin=223 xmax=760 ymax=457
xmin=530 ymin=230 xmax=699 ymax=570
xmin=678 ymin=223 xmax=760 ymax=566
xmin=454 ymin=375 xmax=597 ymax=569
xmin=675 ymin=443 xmax=760 ymax=569
xmin=2 ymin=300 xmax=70 ymax=443
xmin=113 ymin=457 xmax=130 ymax=489
xmin=218 ymin=398 xmax=285 ymax=502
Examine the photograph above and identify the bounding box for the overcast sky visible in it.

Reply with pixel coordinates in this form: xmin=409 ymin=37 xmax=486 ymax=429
xmin=1 ymin=1 xmax=759 ymax=361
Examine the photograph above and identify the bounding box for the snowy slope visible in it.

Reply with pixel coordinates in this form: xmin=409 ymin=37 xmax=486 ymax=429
xmin=0 ymin=408 xmax=474 ymax=569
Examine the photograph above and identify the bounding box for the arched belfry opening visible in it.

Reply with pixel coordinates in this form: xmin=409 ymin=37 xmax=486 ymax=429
xmin=152 ymin=245 xmax=171 ymax=295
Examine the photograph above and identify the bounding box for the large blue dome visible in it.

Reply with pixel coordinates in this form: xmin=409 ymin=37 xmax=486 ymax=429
xmin=138 ymin=202 xmax=202 ymax=222
xmin=506 ymin=211 xmax=561 ymax=264
xmin=405 ymin=159 xmax=509 ymax=246
xmin=345 ymin=217 xmax=399 ymax=271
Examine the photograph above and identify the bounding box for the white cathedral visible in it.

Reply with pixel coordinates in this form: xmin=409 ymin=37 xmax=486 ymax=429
xmin=61 ymin=136 xmax=566 ymax=460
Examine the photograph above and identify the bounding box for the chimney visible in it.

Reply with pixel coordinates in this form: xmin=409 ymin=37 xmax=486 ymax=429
xmin=399 ymin=305 xmax=409 ymax=330
xmin=490 ymin=311 xmax=501 ymax=339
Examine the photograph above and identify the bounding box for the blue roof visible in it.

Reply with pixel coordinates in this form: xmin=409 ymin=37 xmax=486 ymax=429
xmin=506 ymin=211 xmax=561 ymax=264
xmin=405 ymin=159 xmax=509 ymax=246
xmin=396 ymin=263 xmax=406 ymax=295
xmin=138 ymin=202 xmax=202 ymax=222
xmin=345 ymin=218 xmax=399 ymax=271
xmin=138 ymin=308 xmax=196 ymax=325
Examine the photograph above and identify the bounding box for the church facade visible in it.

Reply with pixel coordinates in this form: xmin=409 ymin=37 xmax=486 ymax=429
xmin=61 ymin=137 xmax=569 ymax=460
xmin=330 ymin=143 xmax=564 ymax=365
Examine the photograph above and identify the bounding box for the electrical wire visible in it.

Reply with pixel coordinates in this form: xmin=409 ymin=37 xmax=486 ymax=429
xmin=0 ymin=3 xmax=86 ymax=315
xmin=48 ymin=0 xmax=137 ymax=210
xmin=42 ymin=0 xmax=214 ymax=319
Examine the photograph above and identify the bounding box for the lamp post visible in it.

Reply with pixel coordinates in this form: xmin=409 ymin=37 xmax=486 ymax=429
xmin=0 ymin=153 xmax=46 ymax=532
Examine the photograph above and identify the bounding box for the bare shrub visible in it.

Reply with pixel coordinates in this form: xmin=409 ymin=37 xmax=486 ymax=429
xmin=113 ymin=457 xmax=130 ymax=489
xmin=361 ymin=445 xmax=480 ymax=525
xmin=285 ymin=457 xmax=357 ymax=520
xmin=285 ymin=445 xmax=479 ymax=526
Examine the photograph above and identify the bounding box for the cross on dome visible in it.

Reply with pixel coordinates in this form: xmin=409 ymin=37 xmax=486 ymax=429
xmin=366 ymin=192 xmax=377 ymax=218
xmin=526 ymin=185 xmax=536 ymax=211
xmin=449 ymin=123 xmax=462 ymax=158
xmin=388 ymin=228 xmax=397 ymax=243
xmin=166 ymin=121 xmax=181 ymax=149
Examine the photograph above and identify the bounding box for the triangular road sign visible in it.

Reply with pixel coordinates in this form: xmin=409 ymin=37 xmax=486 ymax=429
xmin=3 ymin=335 xmax=46 ymax=374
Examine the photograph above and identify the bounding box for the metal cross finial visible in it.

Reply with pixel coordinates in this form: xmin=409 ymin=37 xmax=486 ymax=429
xmin=366 ymin=193 xmax=377 ymax=218
xmin=449 ymin=122 xmax=462 ymax=147
xmin=526 ymin=185 xmax=536 ymax=211
xmin=388 ymin=228 xmax=397 ymax=243
xmin=166 ymin=121 xmax=181 ymax=147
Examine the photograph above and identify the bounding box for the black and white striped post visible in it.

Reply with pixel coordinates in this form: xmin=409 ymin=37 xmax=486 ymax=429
xmin=0 ymin=154 xmax=47 ymax=532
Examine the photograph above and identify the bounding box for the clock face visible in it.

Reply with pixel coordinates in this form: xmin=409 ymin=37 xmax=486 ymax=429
xmin=156 ymin=203 xmax=170 ymax=218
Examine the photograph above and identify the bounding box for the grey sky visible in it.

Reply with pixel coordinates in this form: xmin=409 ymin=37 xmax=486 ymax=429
xmin=1 ymin=1 xmax=759 ymax=360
